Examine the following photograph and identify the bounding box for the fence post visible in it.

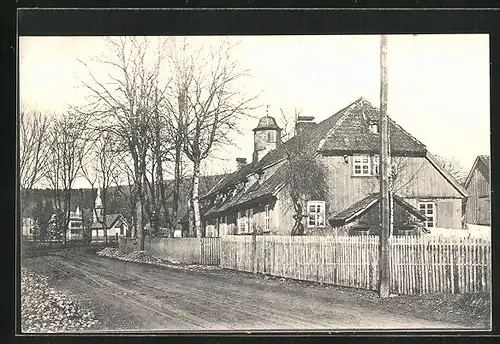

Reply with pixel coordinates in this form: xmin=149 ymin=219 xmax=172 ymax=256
xmin=251 ymin=225 xmax=257 ymax=274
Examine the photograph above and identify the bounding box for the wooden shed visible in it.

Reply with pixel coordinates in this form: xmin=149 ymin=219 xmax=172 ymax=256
xmin=464 ymin=155 xmax=491 ymax=225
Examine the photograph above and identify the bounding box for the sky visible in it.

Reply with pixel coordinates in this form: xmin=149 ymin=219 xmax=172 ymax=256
xmin=19 ymin=34 xmax=490 ymax=188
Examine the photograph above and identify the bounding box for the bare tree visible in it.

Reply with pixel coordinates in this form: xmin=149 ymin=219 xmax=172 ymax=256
xmin=279 ymin=107 xmax=302 ymax=142
xmin=19 ymin=108 xmax=51 ymax=200
xmin=434 ymin=154 xmax=467 ymax=184
xmin=111 ymin=154 xmax=139 ymax=237
xmin=80 ymin=130 xmax=121 ymax=243
xmin=168 ymin=38 xmax=258 ymax=238
xmin=76 ymin=36 xmax=172 ymax=250
xmin=279 ymin=122 xmax=329 ymax=236
xmin=44 ymin=112 xmax=89 ymax=244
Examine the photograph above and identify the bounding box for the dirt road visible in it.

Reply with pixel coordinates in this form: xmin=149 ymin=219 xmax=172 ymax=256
xmin=22 ymin=252 xmax=462 ymax=331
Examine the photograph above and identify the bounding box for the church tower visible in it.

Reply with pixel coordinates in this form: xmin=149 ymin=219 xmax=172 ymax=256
xmin=252 ymin=106 xmax=282 ymax=163
xmin=93 ymin=188 xmax=103 ymax=223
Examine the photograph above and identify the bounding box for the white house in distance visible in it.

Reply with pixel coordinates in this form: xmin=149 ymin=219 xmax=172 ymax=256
xmin=22 ymin=217 xmax=36 ymax=239
xmin=89 ymin=188 xmax=129 ymax=241
xmin=66 ymin=207 xmax=84 ymax=241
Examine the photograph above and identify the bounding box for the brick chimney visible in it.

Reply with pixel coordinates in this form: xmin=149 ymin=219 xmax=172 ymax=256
xmin=236 ymin=157 xmax=247 ymax=170
xmin=295 ymin=115 xmax=316 ymax=136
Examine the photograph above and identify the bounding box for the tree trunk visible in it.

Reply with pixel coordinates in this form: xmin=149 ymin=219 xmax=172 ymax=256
xmin=136 ymin=177 xmax=145 ymax=250
xmin=192 ymin=160 xmax=202 ymax=239
xmin=63 ymin=190 xmax=71 ymax=245
xmin=172 ymin=142 xmax=182 ymax=227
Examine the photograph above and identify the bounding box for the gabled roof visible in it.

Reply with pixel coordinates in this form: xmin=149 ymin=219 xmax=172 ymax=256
xmin=203 ymin=97 xmax=429 ymax=201
xmin=464 ymin=154 xmax=491 ymax=188
xmin=330 ymin=193 xmax=427 ymax=226
xmin=90 ymin=214 xmax=127 ymax=230
xmin=317 ymin=99 xmax=427 ymax=155
xmin=426 ymin=152 xmax=469 ymax=197
xmin=203 ymin=164 xmax=287 ymax=217
xmin=201 ymin=97 xmax=470 ymax=216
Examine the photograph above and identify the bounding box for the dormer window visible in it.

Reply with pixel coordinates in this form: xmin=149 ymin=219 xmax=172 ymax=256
xmin=369 ymin=122 xmax=379 ymax=134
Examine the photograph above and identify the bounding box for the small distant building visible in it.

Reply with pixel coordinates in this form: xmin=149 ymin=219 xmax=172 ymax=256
xmin=464 ymin=155 xmax=491 ymax=225
xmin=89 ymin=188 xmax=130 ymax=240
xmin=22 ymin=217 xmax=36 ymax=239
xmin=66 ymin=206 xmax=84 ymax=241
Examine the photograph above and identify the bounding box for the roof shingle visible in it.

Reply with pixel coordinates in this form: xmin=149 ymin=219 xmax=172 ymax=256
xmin=201 ymin=97 xmax=430 ymax=216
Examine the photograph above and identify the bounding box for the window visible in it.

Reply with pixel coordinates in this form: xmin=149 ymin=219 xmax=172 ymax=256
xmin=369 ymin=123 xmax=379 ymax=134
xmin=267 ymin=131 xmax=275 ymax=143
xmin=373 ymin=155 xmax=380 ymax=176
xmin=353 ymin=154 xmax=371 ymax=176
xmin=237 ymin=211 xmax=248 ymax=234
xmin=418 ymin=201 xmax=436 ymax=228
xmin=120 ymin=223 xmax=124 ymax=235
xmin=265 ymin=205 xmax=270 ymax=231
xmin=307 ymin=201 xmax=326 ymax=227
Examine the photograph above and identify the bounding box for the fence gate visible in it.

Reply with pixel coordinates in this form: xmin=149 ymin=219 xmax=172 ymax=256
xmin=200 ymin=237 xmax=221 ymax=265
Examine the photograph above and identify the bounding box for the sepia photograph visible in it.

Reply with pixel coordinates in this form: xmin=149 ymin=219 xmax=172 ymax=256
xmin=19 ymin=33 xmax=491 ymax=332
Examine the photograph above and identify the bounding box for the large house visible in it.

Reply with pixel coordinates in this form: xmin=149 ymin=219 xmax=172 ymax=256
xmin=464 ymin=155 xmax=491 ymax=226
xmin=200 ymin=98 xmax=469 ymax=236
xmin=89 ymin=188 xmax=130 ymax=240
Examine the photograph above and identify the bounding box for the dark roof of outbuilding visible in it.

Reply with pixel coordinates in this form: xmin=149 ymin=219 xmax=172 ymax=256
xmin=478 ymin=155 xmax=491 ymax=180
xmin=465 ymin=154 xmax=491 ymax=188
xmin=330 ymin=193 xmax=427 ymax=225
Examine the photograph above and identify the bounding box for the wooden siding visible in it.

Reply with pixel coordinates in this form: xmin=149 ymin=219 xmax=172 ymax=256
xmin=404 ymin=198 xmax=462 ymax=229
xmin=465 ymin=166 xmax=491 ymax=225
xmin=394 ymin=156 xmax=463 ymax=198
xmin=322 ymin=156 xmax=378 ymax=215
xmin=275 ymin=186 xmax=295 ymax=235
xmin=322 ymin=155 xmax=463 ymax=214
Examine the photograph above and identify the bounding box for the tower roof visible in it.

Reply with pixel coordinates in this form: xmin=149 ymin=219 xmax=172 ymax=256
xmin=253 ymin=116 xmax=281 ymax=132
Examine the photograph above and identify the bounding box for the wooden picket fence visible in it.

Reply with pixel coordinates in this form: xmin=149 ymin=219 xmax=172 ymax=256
xmin=200 ymin=237 xmax=221 ymax=265
xmin=220 ymin=235 xmax=491 ymax=295
xmin=390 ymin=236 xmax=491 ymax=294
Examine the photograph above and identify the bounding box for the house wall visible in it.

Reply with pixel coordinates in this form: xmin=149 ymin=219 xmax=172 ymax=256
xmin=108 ymin=221 xmax=128 ymax=237
xmin=275 ymin=187 xmax=295 ymax=235
xmin=92 ymin=221 xmax=129 ymax=239
xmin=392 ymin=156 xmax=464 ymax=198
xmin=208 ymin=199 xmax=280 ymax=236
xmin=465 ymin=166 xmax=491 ymax=225
xmin=403 ymin=198 xmax=462 ymax=229
xmin=321 ymin=155 xmax=464 ymax=229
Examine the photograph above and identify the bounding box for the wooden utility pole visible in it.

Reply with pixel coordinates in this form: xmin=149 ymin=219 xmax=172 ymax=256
xmin=379 ymin=35 xmax=391 ymax=298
